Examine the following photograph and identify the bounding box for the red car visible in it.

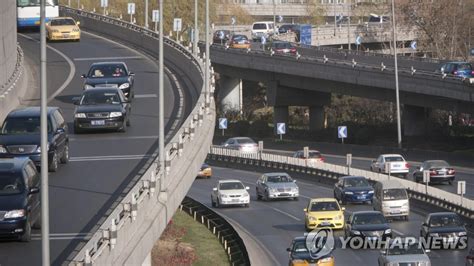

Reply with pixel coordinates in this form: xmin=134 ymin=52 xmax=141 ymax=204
xmin=271 ymin=41 xmax=297 ymax=54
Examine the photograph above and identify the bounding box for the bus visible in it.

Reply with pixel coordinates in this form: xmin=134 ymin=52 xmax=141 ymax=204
xmin=17 ymin=0 xmax=59 ymax=28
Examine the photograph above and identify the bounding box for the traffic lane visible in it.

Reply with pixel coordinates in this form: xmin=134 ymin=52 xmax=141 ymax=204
xmin=190 ymin=166 xmax=473 ymax=266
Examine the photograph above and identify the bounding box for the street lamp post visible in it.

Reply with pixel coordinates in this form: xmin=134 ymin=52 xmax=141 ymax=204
xmin=158 ymin=0 xmax=164 ymax=186
xmin=194 ymin=0 xmax=198 ymax=55
xmin=333 ymin=0 xmax=337 ymax=36
xmin=205 ymin=0 xmax=210 ymax=105
xmin=391 ymin=0 xmax=402 ymax=148
xmin=273 ymin=0 xmax=276 ymax=33
xmin=347 ymin=0 xmax=351 ymax=50
xmin=145 ymin=0 xmax=149 ymax=28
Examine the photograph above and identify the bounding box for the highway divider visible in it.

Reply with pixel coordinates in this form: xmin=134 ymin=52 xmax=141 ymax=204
xmin=208 ymin=146 xmax=474 ymax=221
xmin=180 ymin=196 xmax=250 ymax=266
xmin=61 ymin=7 xmax=217 ymax=265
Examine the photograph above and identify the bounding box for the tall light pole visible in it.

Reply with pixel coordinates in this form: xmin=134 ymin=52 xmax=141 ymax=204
xmin=40 ymin=0 xmax=50 ymax=264
xmin=194 ymin=0 xmax=198 ymax=55
xmin=347 ymin=0 xmax=351 ymax=50
xmin=273 ymin=0 xmax=276 ymax=32
xmin=145 ymin=0 xmax=149 ymax=28
xmin=391 ymin=0 xmax=402 ymax=148
xmin=205 ymin=0 xmax=210 ymax=105
xmin=158 ymin=0 xmax=164 ymax=185
xmin=333 ymin=0 xmax=337 ymax=36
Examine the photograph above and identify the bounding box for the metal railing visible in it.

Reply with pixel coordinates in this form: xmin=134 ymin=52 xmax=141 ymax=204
xmin=208 ymin=146 xmax=474 ymax=220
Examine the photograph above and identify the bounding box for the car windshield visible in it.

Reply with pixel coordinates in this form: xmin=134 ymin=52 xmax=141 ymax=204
xmin=253 ymin=23 xmax=267 ymax=30
xmin=50 ymin=19 xmax=75 ymax=26
xmin=273 ymin=42 xmax=292 ymax=49
xmin=344 ymin=178 xmax=370 ymax=188
xmin=385 ymin=156 xmax=404 ymax=162
xmin=382 ymin=189 xmax=407 ymax=200
xmin=88 ymin=64 xmax=127 ymax=78
xmin=267 ymin=175 xmax=292 ymax=183
xmin=292 ymin=241 xmax=309 ymax=254
xmin=220 ymin=182 xmax=244 ymax=190
xmin=0 ymin=175 xmax=25 ymax=195
xmin=236 ymin=138 xmax=254 ymax=144
xmin=386 ymin=243 xmax=425 ymax=256
xmin=429 ymin=214 xmax=462 ymax=227
xmin=353 ymin=213 xmax=386 ymax=225
xmin=1 ymin=117 xmax=51 ymax=134
xmin=80 ymin=91 xmax=121 ymax=105
xmin=310 ymin=201 xmax=339 ymax=212
xmin=426 ymin=161 xmax=450 ymax=168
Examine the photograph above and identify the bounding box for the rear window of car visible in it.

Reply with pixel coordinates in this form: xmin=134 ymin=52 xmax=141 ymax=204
xmin=385 ymin=156 xmax=404 ymax=162
xmin=232 ymin=35 xmax=248 ymax=41
xmin=426 ymin=161 xmax=450 ymax=168
xmin=308 ymin=152 xmax=321 ymax=158
xmin=253 ymin=23 xmax=267 ymax=30
xmin=236 ymin=138 xmax=254 ymax=144
xmin=51 ymin=19 xmax=76 ymax=26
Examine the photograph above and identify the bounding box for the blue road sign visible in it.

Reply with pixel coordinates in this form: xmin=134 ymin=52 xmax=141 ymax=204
xmin=355 ymin=36 xmax=362 ymax=46
xmin=300 ymin=24 xmax=312 ymax=45
xmin=261 ymin=35 xmax=266 ymax=45
xmin=231 ymin=16 xmax=236 ymax=25
xmin=277 ymin=123 xmax=286 ymax=135
xmin=219 ymin=118 xmax=228 ymax=129
xmin=338 ymin=126 xmax=347 ymax=139
xmin=410 ymin=40 xmax=417 ymax=50
xmin=278 ymin=15 xmax=283 ymax=23
xmin=219 ymin=30 xmax=225 ymax=40
xmin=470 ymin=48 xmax=474 ymax=56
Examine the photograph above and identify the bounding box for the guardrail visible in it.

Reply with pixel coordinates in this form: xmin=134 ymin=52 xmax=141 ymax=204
xmin=61 ymin=7 xmax=217 ymax=265
xmin=207 ymin=146 xmax=474 ymax=220
xmin=180 ymin=197 xmax=250 ymax=266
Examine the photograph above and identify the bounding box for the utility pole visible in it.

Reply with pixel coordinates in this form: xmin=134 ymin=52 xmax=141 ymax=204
xmin=40 ymin=0 xmax=50 ymax=264
xmin=347 ymin=0 xmax=351 ymax=50
xmin=194 ymin=0 xmax=198 ymax=55
xmin=205 ymin=0 xmax=210 ymax=106
xmin=145 ymin=0 xmax=149 ymax=28
xmin=391 ymin=0 xmax=402 ymax=148
xmin=334 ymin=0 xmax=337 ymax=36
xmin=158 ymin=0 xmax=164 ymax=188
xmin=273 ymin=0 xmax=276 ymax=33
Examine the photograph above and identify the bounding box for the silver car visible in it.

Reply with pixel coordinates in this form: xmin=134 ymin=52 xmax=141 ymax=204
xmin=378 ymin=240 xmax=431 ymax=266
xmin=222 ymin=137 xmax=258 ymax=153
xmin=256 ymin=172 xmax=299 ymax=201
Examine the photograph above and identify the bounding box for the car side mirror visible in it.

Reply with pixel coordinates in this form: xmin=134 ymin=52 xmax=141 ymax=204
xmin=286 ymin=248 xmax=291 ymax=252
xmin=76 ymin=21 xmax=81 ymax=26
xmin=129 ymin=72 xmax=135 ymax=76
xmin=213 ymin=187 xmax=217 ymax=191
xmin=72 ymin=96 xmax=80 ymax=105
xmin=380 ymin=250 xmax=386 ymax=255
xmin=29 ymin=187 xmax=40 ymax=194
xmin=245 ymin=186 xmax=250 ymax=190
xmin=303 ymin=208 xmax=307 ymax=212
xmin=341 ymin=207 xmax=346 ymax=211
xmin=81 ymin=74 xmax=86 ymax=78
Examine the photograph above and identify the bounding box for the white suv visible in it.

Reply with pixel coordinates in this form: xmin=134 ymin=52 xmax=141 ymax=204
xmin=211 ymin=179 xmax=250 ymax=208
xmin=370 ymin=154 xmax=410 ymax=178
xmin=251 ymin=21 xmax=275 ymax=42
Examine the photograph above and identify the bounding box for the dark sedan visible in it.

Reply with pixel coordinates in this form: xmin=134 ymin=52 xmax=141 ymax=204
xmin=82 ymin=62 xmax=135 ymax=98
xmin=345 ymin=211 xmax=392 ymax=242
xmin=270 ymin=41 xmax=297 ymax=54
xmin=413 ymin=160 xmax=455 ymax=185
xmin=334 ymin=176 xmax=374 ymax=204
xmin=73 ymin=88 xmax=131 ymax=133
xmin=213 ymin=30 xmax=231 ymax=44
xmin=420 ymin=212 xmax=467 ymax=249
xmin=286 ymin=236 xmax=335 ymax=266
xmin=439 ymin=62 xmax=473 ymax=79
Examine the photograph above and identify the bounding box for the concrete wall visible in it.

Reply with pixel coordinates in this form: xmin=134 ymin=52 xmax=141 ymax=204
xmin=0 ymin=0 xmax=17 ymax=88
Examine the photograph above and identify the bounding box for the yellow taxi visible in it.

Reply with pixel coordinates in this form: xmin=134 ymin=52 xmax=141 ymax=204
xmin=229 ymin=34 xmax=251 ymax=49
xmin=304 ymin=198 xmax=345 ymax=231
xmin=287 ymin=236 xmax=335 ymax=266
xmin=197 ymin=164 xmax=212 ymax=178
xmin=46 ymin=17 xmax=81 ymax=42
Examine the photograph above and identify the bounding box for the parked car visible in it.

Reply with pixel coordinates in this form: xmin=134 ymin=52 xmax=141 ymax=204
xmin=213 ymin=30 xmax=231 ymax=44
xmin=413 ymin=160 xmax=455 ymax=185
xmin=378 ymin=239 xmax=431 ymax=266
xmin=46 ymin=17 xmax=81 ymax=42
xmin=370 ymin=154 xmax=409 ymax=178
xmin=372 ymin=180 xmax=410 ymax=220
xmin=293 ymin=149 xmax=324 ymax=163
xmin=345 ymin=211 xmax=392 ymax=241
xmin=420 ymin=212 xmax=467 ymax=249
xmin=82 ymin=62 xmax=135 ymax=99
xmin=0 ymin=107 xmax=69 ymax=172
xmin=251 ymin=21 xmax=275 ymax=41
xmin=438 ymin=62 xmax=474 ymax=79
xmin=73 ymin=87 xmax=131 ymax=133
xmin=197 ymin=163 xmax=212 ymax=178
xmin=228 ymin=34 xmax=251 ymax=49
xmin=270 ymin=41 xmax=297 ymax=54
xmin=0 ymin=157 xmax=41 ymax=242
xmin=333 ymin=176 xmax=374 ymax=205
xmin=256 ymin=172 xmax=299 ymax=201
xmin=222 ymin=137 xmax=258 ymax=153
xmin=304 ymin=198 xmax=345 ymax=231
xmin=211 ymin=179 xmax=250 ymax=208
xmin=287 ymin=236 xmax=335 ymax=266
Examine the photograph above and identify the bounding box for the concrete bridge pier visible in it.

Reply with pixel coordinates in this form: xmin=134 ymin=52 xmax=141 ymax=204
xmin=403 ymin=105 xmax=432 ymax=136
xmin=218 ymin=75 xmax=242 ymax=113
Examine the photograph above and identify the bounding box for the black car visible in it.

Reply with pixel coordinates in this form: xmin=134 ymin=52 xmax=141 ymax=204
xmin=278 ymin=24 xmax=299 ymax=34
xmin=420 ymin=212 xmax=467 ymax=249
xmin=345 ymin=211 xmax=392 ymax=241
xmin=213 ymin=30 xmax=231 ymax=44
xmin=334 ymin=176 xmax=374 ymax=205
xmin=81 ymin=62 xmax=135 ymax=98
xmin=0 ymin=157 xmax=40 ymax=242
xmin=286 ymin=236 xmax=335 ymax=265
xmin=0 ymin=107 xmax=69 ymax=172
xmin=413 ymin=160 xmax=455 ymax=185
xmin=73 ymin=87 xmax=131 ymax=133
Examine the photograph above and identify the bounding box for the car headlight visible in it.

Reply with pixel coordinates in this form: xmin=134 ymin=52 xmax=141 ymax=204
xmin=220 ymin=194 xmax=228 ymax=198
xmin=36 ymin=144 xmax=49 ymax=153
xmin=4 ymin=209 xmax=25 ymax=219
xmin=269 ymin=188 xmax=277 ymax=193
xmin=0 ymin=145 xmax=7 ymax=153
xmin=308 ymin=216 xmax=317 ymax=221
xmin=84 ymin=84 xmax=94 ymax=89
xmin=75 ymin=113 xmax=86 ymax=118
xmin=458 ymin=231 xmax=467 ymax=236
xmin=335 ymin=214 xmax=343 ymax=220
xmin=292 ymin=187 xmax=298 ymax=192
xmin=384 ymin=229 xmax=392 ymax=234
xmin=52 ymin=29 xmax=59 ymax=33
xmin=119 ymin=83 xmax=130 ymax=89
xmin=344 ymin=191 xmax=354 ymax=195
xmin=368 ymin=190 xmax=374 ymax=194
xmin=352 ymin=230 xmax=361 ymax=235
xmin=109 ymin=112 xmax=123 ymax=118
xmin=72 ymin=28 xmax=80 ymax=32
xmin=429 ymin=233 xmax=439 ymax=237
xmin=243 ymin=192 xmax=249 ymax=197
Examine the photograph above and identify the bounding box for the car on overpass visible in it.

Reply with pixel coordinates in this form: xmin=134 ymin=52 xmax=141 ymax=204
xmin=213 ymin=30 xmax=231 ymax=45
xmin=304 ymin=198 xmax=345 ymax=231
xmin=372 ymin=180 xmax=410 ymax=220
xmin=0 ymin=157 xmax=41 ymax=242
xmin=370 ymin=154 xmax=410 ymax=178
xmin=0 ymin=107 xmax=69 ymax=172
xmin=344 ymin=211 xmax=392 ymax=242
xmin=438 ymin=62 xmax=474 ymax=80
xmin=251 ymin=21 xmax=275 ymax=42
xmin=228 ymin=34 xmax=251 ymax=49
xmin=221 ymin=137 xmax=258 ymax=153
xmin=211 ymin=179 xmax=250 ymax=208
xmin=420 ymin=212 xmax=467 ymax=249
xmin=286 ymin=236 xmax=335 ymax=266
xmin=269 ymin=41 xmax=297 ymax=55
xmin=333 ymin=176 xmax=374 ymax=205
xmin=255 ymin=172 xmax=299 ymax=201
xmin=292 ymin=149 xmax=325 ymax=163
xmin=82 ymin=62 xmax=135 ymax=99
xmin=197 ymin=163 xmax=212 ymax=178
xmin=413 ymin=160 xmax=455 ymax=185
xmin=378 ymin=239 xmax=431 ymax=266
xmin=46 ymin=17 xmax=81 ymax=42
xmin=278 ymin=24 xmax=299 ymax=35
xmin=73 ymin=87 xmax=131 ymax=133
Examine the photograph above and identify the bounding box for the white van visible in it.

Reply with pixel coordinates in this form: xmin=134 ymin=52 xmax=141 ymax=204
xmin=372 ymin=180 xmax=409 ymax=220
xmin=251 ymin=21 xmax=275 ymax=42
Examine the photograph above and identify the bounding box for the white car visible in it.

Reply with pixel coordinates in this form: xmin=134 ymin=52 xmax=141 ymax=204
xmin=251 ymin=21 xmax=275 ymax=42
xmin=211 ymin=179 xmax=250 ymax=208
xmin=222 ymin=137 xmax=258 ymax=153
xmin=370 ymin=154 xmax=409 ymax=177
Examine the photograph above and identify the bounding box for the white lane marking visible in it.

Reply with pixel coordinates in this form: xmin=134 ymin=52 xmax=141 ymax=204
xmin=392 ymin=229 xmax=405 ymax=236
xmin=18 ymin=33 xmax=76 ymax=103
xmin=70 ymin=135 xmax=158 ymax=141
xmin=70 ymin=154 xmax=152 ymax=162
xmin=73 ymin=56 xmax=142 ymax=61
xmin=269 ymin=207 xmax=301 ymax=221
xmin=134 ymin=93 xmax=157 ymax=98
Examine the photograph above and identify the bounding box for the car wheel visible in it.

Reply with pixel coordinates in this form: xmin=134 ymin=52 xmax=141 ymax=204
xmin=20 ymin=219 xmax=31 ymax=242
xmin=60 ymin=144 xmax=69 ymax=164
xmin=32 ymin=214 xmax=41 ymax=229
xmin=48 ymin=152 xmax=59 ymax=172
xmin=256 ymin=189 xmax=262 ymax=200
xmin=126 ymin=118 xmax=131 ymax=127
xmin=211 ymin=196 xmax=216 ymax=207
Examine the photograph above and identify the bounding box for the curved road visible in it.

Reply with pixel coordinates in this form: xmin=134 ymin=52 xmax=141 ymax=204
xmin=0 ymin=30 xmax=188 ymax=265
xmin=188 ymin=166 xmax=473 ymax=266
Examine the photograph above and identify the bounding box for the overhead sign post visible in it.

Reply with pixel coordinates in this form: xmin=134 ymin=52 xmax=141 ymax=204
xmin=152 ymin=10 xmax=159 ymax=32
xmin=127 ymin=3 xmax=135 ymax=23
xmin=173 ymin=18 xmax=182 ymax=42
xmin=423 ymin=170 xmax=430 ymax=194
xmin=276 ymin=123 xmax=286 ymax=140
xmin=338 ymin=126 xmax=347 ymax=144
xmin=457 ymin=181 xmax=466 ymax=206
xmin=346 ymin=153 xmax=352 ymax=175
xmin=218 ymin=118 xmax=227 ymax=136
xmin=100 ymin=0 xmax=107 ymax=15
xmin=231 ymin=16 xmax=236 ymax=34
